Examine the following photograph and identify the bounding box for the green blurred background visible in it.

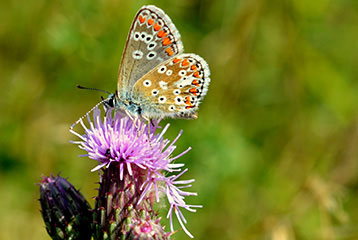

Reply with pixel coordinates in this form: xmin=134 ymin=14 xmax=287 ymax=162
xmin=1 ymin=0 xmax=358 ymax=239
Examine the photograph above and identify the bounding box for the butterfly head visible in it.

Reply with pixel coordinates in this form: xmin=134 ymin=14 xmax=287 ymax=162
xmin=103 ymin=93 xmax=117 ymax=110
xmin=103 ymin=92 xmax=143 ymax=116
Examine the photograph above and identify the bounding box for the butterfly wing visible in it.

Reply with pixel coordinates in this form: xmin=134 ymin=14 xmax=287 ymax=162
xmin=117 ymin=5 xmax=184 ymax=98
xmin=132 ymin=53 xmax=210 ymax=119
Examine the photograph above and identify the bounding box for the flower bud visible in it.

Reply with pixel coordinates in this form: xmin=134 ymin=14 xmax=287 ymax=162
xmin=39 ymin=175 xmax=92 ymax=240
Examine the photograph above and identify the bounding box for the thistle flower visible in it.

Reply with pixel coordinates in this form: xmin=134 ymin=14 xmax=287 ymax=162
xmin=39 ymin=175 xmax=92 ymax=240
xmin=70 ymin=108 xmax=202 ymax=238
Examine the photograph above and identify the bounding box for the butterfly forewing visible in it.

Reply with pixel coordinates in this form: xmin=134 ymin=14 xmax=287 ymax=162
xmin=132 ymin=53 xmax=210 ymax=119
xmin=117 ymin=5 xmax=184 ymax=98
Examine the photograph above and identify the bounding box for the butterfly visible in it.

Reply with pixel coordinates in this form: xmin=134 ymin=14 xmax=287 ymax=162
xmin=72 ymin=5 xmax=210 ymax=128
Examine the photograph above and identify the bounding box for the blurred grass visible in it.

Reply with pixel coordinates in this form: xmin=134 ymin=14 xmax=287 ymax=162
xmin=1 ymin=0 xmax=358 ymax=239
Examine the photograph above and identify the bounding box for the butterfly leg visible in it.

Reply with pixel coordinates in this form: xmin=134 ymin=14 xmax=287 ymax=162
xmin=142 ymin=116 xmax=154 ymax=148
xmin=124 ymin=109 xmax=141 ymax=136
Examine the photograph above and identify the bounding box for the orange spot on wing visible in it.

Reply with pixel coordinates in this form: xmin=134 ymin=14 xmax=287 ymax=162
xmin=165 ymin=47 xmax=174 ymax=56
xmin=185 ymin=105 xmax=195 ymax=109
xmin=157 ymin=30 xmax=168 ymax=38
xmin=153 ymin=23 xmax=161 ymax=31
xmin=148 ymin=18 xmax=154 ymax=25
xmin=184 ymin=96 xmax=191 ymax=105
xmin=191 ymin=65 xmax=197 ymax=71
xmin=162 ymin=37 xmax=172 ymax=46
xmin=139 ymin=15 xmax=146 ymax=24
xmin=192 ymin=79 xmax=200 ymax=86
xmin=182 ymin=59 xmax=189 ymax=66
xmin=193 ymin=71 xmax=200 ymax=78
xmin=189 ymin=88 xmax=199 ymax=96
xmin=173 ymin=58 xmax=181 ymax=64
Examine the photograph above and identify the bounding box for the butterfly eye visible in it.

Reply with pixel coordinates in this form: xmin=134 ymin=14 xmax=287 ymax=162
xmin=173 ymin=89 xmax=180 ymax=95
xmin=108 ymin=99 xmax=114 ymax=107
xmin=179 ymin=70 xmax=187 ymax=77
xmin=168 ymin=105 xmax=176 ymax=111
xmin=158 ymin=96 xmax=167 ymax=103
xmin=158 ymin=66 xmax=167 ymax=74
xmin=152 ymin=89 xmax=159 ymax=96
xmin=143 ymin=80 xmax=152 ymax=87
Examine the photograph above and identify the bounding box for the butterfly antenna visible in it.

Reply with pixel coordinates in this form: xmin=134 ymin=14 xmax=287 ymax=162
xmin=77 ymin=85 xmax=111 ymax=95
xmin=70 ymin=98 xmax=107 ymax=130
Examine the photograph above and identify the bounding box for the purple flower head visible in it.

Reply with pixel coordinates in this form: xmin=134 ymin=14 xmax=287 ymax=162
xmin=70 ymin=108 xmax=202 ymax=238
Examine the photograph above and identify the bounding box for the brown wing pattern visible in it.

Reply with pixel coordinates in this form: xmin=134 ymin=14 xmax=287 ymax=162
xmin=132 ymin=53 xmax=210 ymax=119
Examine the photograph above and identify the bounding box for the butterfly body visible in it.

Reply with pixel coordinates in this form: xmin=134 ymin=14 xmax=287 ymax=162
xmin=103 ymin=93 xmax=144 ymax=117
xmin=78 ymin=5 xmax=210 ymax=127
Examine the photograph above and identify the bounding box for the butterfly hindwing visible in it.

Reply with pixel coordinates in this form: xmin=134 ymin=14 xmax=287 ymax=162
xmin=117 ymin=5 xmax=184 ymax=98
xmin=132 ymin=53 xmax=210 ymax=119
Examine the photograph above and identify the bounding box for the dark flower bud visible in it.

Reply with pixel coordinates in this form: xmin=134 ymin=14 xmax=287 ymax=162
xmin=39 ymin=175 xmax=93 ymax=240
